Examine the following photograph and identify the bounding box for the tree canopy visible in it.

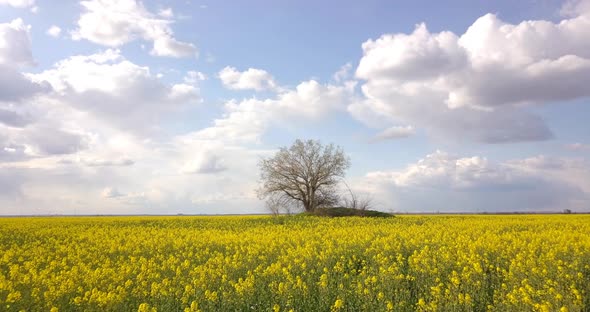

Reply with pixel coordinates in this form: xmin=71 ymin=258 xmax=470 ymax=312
xmin=258 ymin=139 xmax=350 ymax=213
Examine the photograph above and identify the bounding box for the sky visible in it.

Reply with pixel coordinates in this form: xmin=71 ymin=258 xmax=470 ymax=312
xmin=1 ymin=0 xmax=589 ymax=215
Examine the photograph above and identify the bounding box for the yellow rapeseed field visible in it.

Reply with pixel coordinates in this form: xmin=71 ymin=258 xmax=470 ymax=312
xmin=0 ymin=215 xmax=588 ymax=311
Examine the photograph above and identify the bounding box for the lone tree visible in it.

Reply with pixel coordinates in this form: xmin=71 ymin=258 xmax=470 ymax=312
xmin=258 ymin=139 xmax=350 ymax=213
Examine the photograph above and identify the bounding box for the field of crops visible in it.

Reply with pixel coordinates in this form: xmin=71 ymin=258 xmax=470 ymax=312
xmin=0 ymin=215 xmax=589 ymax=311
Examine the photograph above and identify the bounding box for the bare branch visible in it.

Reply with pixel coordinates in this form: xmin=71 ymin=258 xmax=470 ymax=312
xmin=258 ymin=139 xmax=350 ymax=213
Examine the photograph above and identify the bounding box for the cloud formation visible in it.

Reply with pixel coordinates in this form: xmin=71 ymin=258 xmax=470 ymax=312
xmin=84 ymin=158 xmax=135 ymax=167
xmin=358 ymin=151 xmax=589 ymax=212
xmin=352 ymin=8 xmax=590 ymax=143
xmin=0 ymin=19 xmax=49 ymax=104
xmin=30 ymin=49 xmax=200 ymax=134
xmin=0 ymin=18 xmax=34 ymax=66
xmin=0 ymin=20 xmax=50 ymax=104
xmin=194 ymin=80 xmax=355 ymax=143
xmin=181 ymin=151 xmax=227 ymax=174
xmin=101 ymin=187 xmax=124 ymax=198
xmin=72 ymin=0 xmax=197 ymax=57
xmin=372 ymin=125 xmax=414 ymax=142
xmin=46 ymin=25 xmax=61 ymax=37
xmin=218 ymin=66 xmax=279 ymax=91
xmin=0 ymin=0 xmax=35 ymax=9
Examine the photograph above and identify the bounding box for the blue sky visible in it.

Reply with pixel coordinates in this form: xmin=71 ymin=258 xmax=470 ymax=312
xmin=0 ymin=0 xmax=589 ymax=214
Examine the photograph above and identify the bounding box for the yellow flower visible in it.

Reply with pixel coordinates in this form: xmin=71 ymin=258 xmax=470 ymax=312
xmin=331 ymin=299 xmax=344 ymax=310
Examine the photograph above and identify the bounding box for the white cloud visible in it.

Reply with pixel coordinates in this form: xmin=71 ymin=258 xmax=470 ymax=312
xmin=357 ymin=24 xmax=466 ymax=81
xmin=0 ymin=132 xmax=27 ymax=161
xmin=333 ymin=62 xmax=353 ymax=82
xmin=193 ymin=80 xmax=355 ymax=143
xmin=1 ymin=46 xmax=202 ymax=172
xmin=218 ymin=66 xmax=278 ymax=91
xmin=72 ymin=0 xmax=197 ymax=58
xmin=0 ymin=123 xmax=90 ymax=162
xmin=101 ymin=187 xmax=123 ymax=198
xmin=352 ymin=9 xmax=590 ymax=143
xmin=0 ymin=19 xmax=61 ymax=161
xmin=1 ymin=97 xmax=268 ymax=215
xmin=0 ymin=0 xmax=35 ymax=8
xmin=507 ymin=155 xmax=590 ymax=196
xmin=181 ymin=151 xmax=226 ymax=174
xmin=23 ymin=125 xmax=89 ymax=156
xmin=29 ymin=49 xmax=200 ymax=133
xmin=372 ymin=125 xmax=414 ymax=142
xmin=561 ymin=0 xmax=590 ymax=17
xmin=0 ymin=65 xmax=49 ymax=102
xmin=46 ymin=25 xmax=61 ymax=37
xmin=0 ymin=19 xmax=51 ymax=104
xmin=158 ymin=7 xmax=174 ymax=18
xmin=0 ymin=109 xmax=33 ymax=127
xmin=358 ymin=151 xmax=589 ymax=212
xmin=84 ymin=157 xmax=134 ymax=167
xmin=151 ymin=36 xmax=197 ymax=58
xmin=0 ymin=18 xmax=34 ymax=67
xmin=184 ymin=70 xmax=207 ymax=84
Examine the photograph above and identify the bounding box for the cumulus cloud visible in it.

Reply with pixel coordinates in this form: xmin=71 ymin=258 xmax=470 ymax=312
xmin=2 ymin=46 xmax=201 ymax=169
xmin=352 ymin=9 xmax=590 ymax=143
xmin=24 ymin=125 xmax=88 ymax=156
xmin=0 ymin=19 xmax=76 ymax=162
xmin=218 ymin=66 xmax=278 ymax=91
xmin=0 ymin=109 xmax=33 ymax=127
xmin=357 ymin=24 xmax=466 ymax=81
xmin=358 ymin=151 xmax=589 ymax=212
xmin=181 ymin=151 xmax=226 ymax=174
xmin=184 ymin=70 xmax=207 ymax=84
xmin=193 ymin=80 xmax=355 ymax=143
xmin=72 ymin=0 xmax=197 ymax=58
xmin=101 ymin=187 xmax=124 ymax=198
xmin=0 ymin=19 xmax=50 ymax=103
xmin=0 ymin=132 xmax=27 ymax=161
xmin=560 ymin=0 xmax=590 ymax=17
xmin=0 ymin=111 xmax=95 ymax=162
xmin=46 ymin=25 xmax=61 ymax=37
xmin=0 ymin=18 xmax=34 ymax=66
xmin=29 ymin=49 xmax=200 ymax=133
xmin=0 ymin=40 xmax=227 ymax=214
xmin=158 ymin=7 xmax=174 ymax=18
xmin=333 ymin=62 xmax=353 ymax=82
xmin=371 ymin=125 xmax=414 ymax=142
xmin=0 ymin=0 xmax=34 ymax=8
xmin=84 ymin=157 xmax=134 ymax=167
xmin=0 ymin=66 xmax=49 ymax=102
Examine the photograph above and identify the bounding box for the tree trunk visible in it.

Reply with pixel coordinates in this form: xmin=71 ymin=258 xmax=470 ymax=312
xmin=303 ymin=199 xmax=311 ymax=212
xmin=309 ymin=188 xmax=316 ymax=212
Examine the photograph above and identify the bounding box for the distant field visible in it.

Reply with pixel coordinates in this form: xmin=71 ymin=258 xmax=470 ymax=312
xmin=0 ymin=215 xmax=588 ymax=311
